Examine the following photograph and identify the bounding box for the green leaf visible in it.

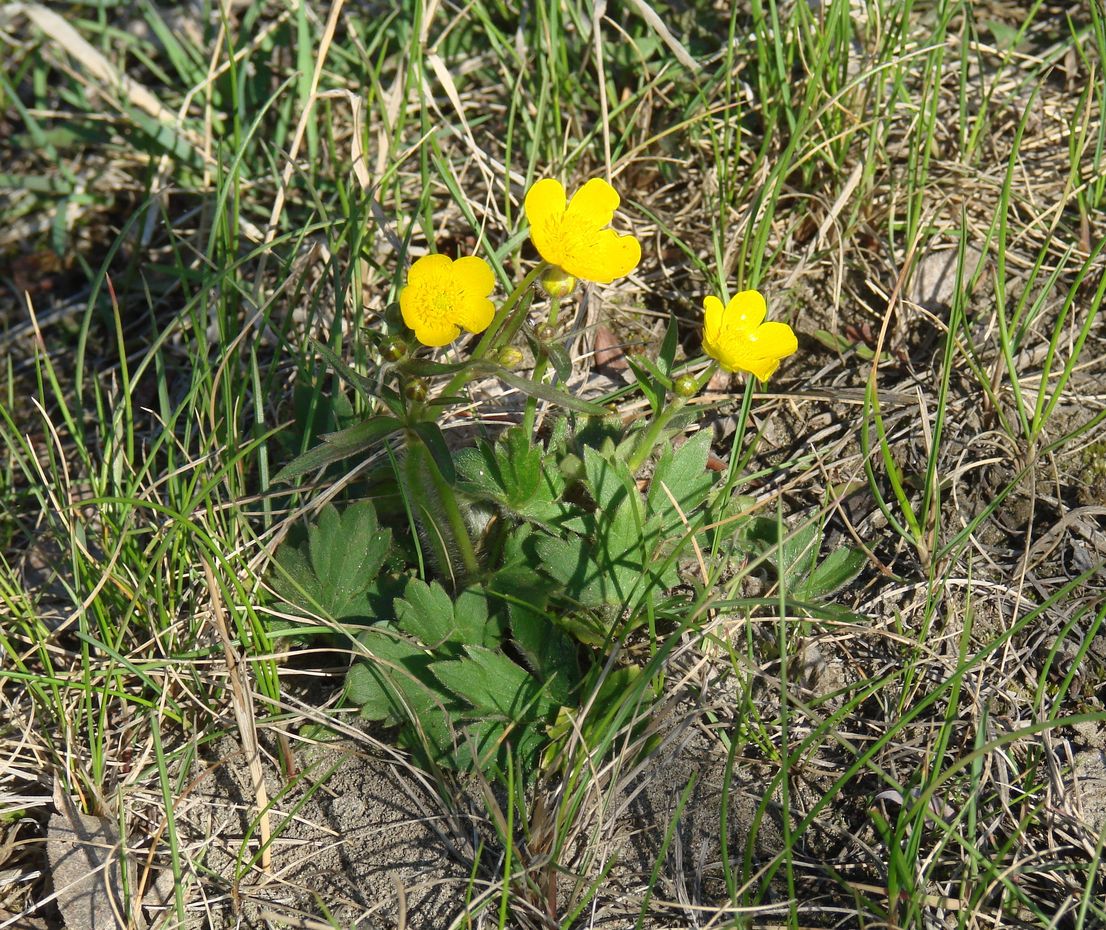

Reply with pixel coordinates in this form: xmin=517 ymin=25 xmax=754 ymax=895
xmin=485 ymin=365 xmax=608 ymax=415
xmin=394 ymin=579 xmax=503 ymax=651
xmin=583 ymin=444 xmax=637 ymax=515
xmin=657 ymin=313 xmax=679 ymax=377
xmin=270 ymin=501 xmax=391 ymax=622
xmin=454 ymin=446 xmax=502 ymax=499
xmin=545 ymin=342 xmax=573 ymax=383
xmin=455 ymin=427 xmax=568 ymax=523
xmin=432 ymin=646 xmax=557 ymax=721
xmin=394 ymin=579 xmax=455 ymax=647
xmin=535 ymin=535 xmax=610 ymax=608
xmin=795 ymin=546 xmax=867 ymax=600
xmin=625 ymin=355 xmax=662 ymax=413
xmin=984 ymin=18 xmax=1020 ymax=51
xmin=349 ymin=629 xmax=508 ymax=770
xmin=273 ymin=416 xmax=402 ymax=483
xmin=291 ymin=383 xmax=356 ymax=447
xmin=492 ymin=427 xmax=544 ymax=505
xmin=410 ymin=421 xmax=456 ymax=485
xmin=443 ymin=715 xmax=549 ymax=776
xmin=346 ymin=629 xmax=440 ymax=725
xmin=747 ymin=516 xmax=866 ymax=603
xmin=348 ymin=631 xmax=535 ymax=773
xmin=647 ymin=430 xmax=716 ymax=530
xmin=535 ymin=447 xmax=679 ymax=609
xmin=492 ymin=566 xmax=579 ymax=706
xmin=399 ymin=357 xmax=473 ymax=377
xmin=138 ymin=1 xmax=205 ymax=85
xmin=584 ymin=447 xmax=658 ymax=592
xmin=536 ymin=527 xmax=675 ymax=613
xmin=749 ymin=517 xmax=821 ymax=589
xmin=310 ymin=338 xmax=380 ymax=402
xmin=400 ymin=435 xmax=467 ymax=582
xmin=815 ymin=326 xmax=872 ymax=360
xmin=625 ymin=352 xmax=673 ymax=413
xmin=544 ymin=665 xmax=649 ymax=767
xmin=508 ymin=427 xmax=542 ymax=498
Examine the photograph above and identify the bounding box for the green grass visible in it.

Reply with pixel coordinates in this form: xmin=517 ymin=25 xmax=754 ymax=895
xmin=2 ymin=0 xmax=1105 ymax=927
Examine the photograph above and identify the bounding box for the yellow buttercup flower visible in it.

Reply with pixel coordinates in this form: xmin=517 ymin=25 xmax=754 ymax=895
xmin=524 ymin=177 xmax=641 ymax=284
xmin=399 ymin=253 xmax=496 ymax=348
xmin=702 ymin=289 xmax=797 ymax=381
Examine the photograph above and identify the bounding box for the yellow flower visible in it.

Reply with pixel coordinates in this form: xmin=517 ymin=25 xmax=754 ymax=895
xmin=524 ymin=177 xmax=641 ymax=284
xmin=399 ymin=253 xmax=496 ymax=347
xmin=702 ymin=289 xmax=797 ymax=381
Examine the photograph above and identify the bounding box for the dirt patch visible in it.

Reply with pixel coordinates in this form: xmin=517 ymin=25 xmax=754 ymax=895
xmin=143 ymin=735 xmax=473 ymax=928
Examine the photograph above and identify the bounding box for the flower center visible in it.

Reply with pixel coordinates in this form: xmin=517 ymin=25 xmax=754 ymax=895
xmin=549 ymin=213 xmax=592 ymax=263
xmin=418 ymin=273 xmax=458 ymax=324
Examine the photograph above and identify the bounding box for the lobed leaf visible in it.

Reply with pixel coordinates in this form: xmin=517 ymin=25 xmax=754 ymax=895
xmin=270 ymin=501 xmax=391 ymax=623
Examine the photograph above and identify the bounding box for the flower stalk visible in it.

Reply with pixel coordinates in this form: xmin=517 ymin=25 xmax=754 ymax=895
xmin=521 ymin=293 xmax=562 ymax=436
xmin=437 ymin=261 xmax=549 ymax=401
xmin=403 ymin=430 xmax=479 ymax=581
xmin=626 ymin=364 xmax=717 ymax=473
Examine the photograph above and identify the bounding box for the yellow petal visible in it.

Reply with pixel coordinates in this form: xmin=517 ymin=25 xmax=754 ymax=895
xmin=415 ymin=319 xmax=461 ymax=348
xmin=525 ymin=178 xmax=568 ymax=266
xmin=720 ymin=290 xmax=767 ymax=337
xmin=400 ymin=286 xmax=459 ymax=347
xmin=743 ymin=354 xmax=781 ymax=381
xmin=707 ymin=336 xmax=768 ymax=377
xmin=565 ymin=177 xmax=620 ymax=229
xmin=755 ymin=321 xmax=798 ymax=360
xmin=452 ymin=255 xmax=495 ymax=299
xmin=398 ymin=283 xmax=420 ymax=330
xmin=703 ymin=295 xmax=725 ymax=343
xmin=709 ymin=322 xmax=797 ymax=380
xmin=407 ymin=252 xmax=451 ymax=284
xmin=559 ymin=227 xmax=641 ymax=283
xmin=454 ymin=293 xmax=494 ymax=334
xmin=450 ymin=255 xmax=495 ymax=334
xmin=525 ymin=178 xmax=567 ymax=224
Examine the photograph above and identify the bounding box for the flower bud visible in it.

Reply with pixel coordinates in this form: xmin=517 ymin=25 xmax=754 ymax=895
xmin=382 ymin=337 xmax=408 ymax=362
xmin=404 ymin=379 xmax=428 ymax=403
xmin=496 ymin=345 xmax=524 ymax=368
xmin=559 ymin=452 xmax=584 ymax=481
xmin=540 ymin=268 xmax=577 ymax=298
xmin=673 ymin=374 xmax=699 ymax=398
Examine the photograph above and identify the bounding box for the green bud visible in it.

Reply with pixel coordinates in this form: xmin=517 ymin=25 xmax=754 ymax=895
xmin=540 ymin=268 xmax=577 ymax=298
xmin=673 ymin=374 xmax=699 ymax=398
xmin=404 ymin=379 xmax=428 ymax=403
xmin=382 ymin=337 xmax=408 ymax=362
xmin=496 ymin=345 xmax=524 ymax=368
xmin=559 ymin=452 xmax=584 ymax=481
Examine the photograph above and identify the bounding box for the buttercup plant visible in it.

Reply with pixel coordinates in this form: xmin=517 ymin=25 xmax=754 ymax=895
xmin=12 ymin=10 xmax=1102 ymax=927
xmin=269 ymin=175 xmax=814 ymax=783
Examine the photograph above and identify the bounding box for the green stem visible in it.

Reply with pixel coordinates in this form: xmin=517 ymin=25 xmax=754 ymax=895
xmin=521 ymin=293 xmax=561 ymax=435
xmin=438 ymin=261 xmax=549 ymax=400
xmin=627 ymin=399 xmax=686 ymax=472
xmin=428 ymin=456 xmax=480 ymax=578
xmin=626 ymin=363 xmax=718 ymax=473
xmin=405 ymin=431 xmax=479 ymax=581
